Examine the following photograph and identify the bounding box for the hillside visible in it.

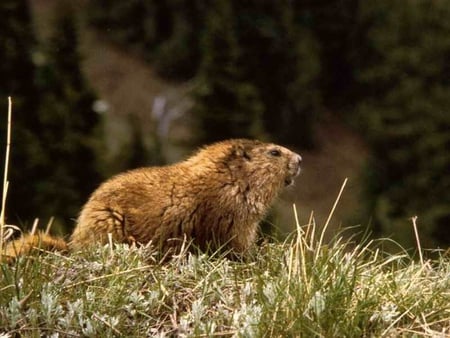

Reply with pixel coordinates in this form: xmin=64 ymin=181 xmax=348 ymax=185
xmin=1 ymin=222 xmax=449 ymax=336
xmin=29 ymin=0 xmax=368 ymax=237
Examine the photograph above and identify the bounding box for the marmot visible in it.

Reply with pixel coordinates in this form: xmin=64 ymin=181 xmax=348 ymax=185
xmin=3 ymin=139 xmax=301 ymax=260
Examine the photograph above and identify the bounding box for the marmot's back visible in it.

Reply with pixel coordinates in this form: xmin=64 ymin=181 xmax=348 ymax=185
xmin=70 ymin=139 xmax=302 ymax=254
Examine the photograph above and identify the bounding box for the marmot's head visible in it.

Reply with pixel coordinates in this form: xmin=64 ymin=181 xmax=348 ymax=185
xmin=189 ymin=139 xmax=302 ymax=190
xmin=229 ymin=139 xmax=302 ymax=188
xmin=204 ymin=139 xmax=302 ymax=192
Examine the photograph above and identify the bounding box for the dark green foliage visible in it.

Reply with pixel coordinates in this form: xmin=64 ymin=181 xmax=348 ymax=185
xmin=123 ymin=116 xmax=151 ymax=169
xmin=0 ymin=0 xmax=42 ymax=225
xmin=154 ymin=0 xmax=208 ymax=80
xmin=355 ymin=0 xmax=450 ymax=246
xmin=0 ymin=0 xmax=37 ymax=108
xmin=33 ymin=3 xmax=102 ymax=229
xmin=284 ymin=28 xmax=321 ymax=149
xmin=192 ymin=0 xmax=263 ymax=143
xmin=89 ymin=0 xmax=208 ymax=80
xmin=118 ymin=115 xmax=164 ymax=171
xmin=1 ymin=1 xmax=102 ymax=230
xmin=88 ymin=0 xmax=173 ymax=54
xmin=294 ymin=0 xmax=361 ymax=110
xmin=234 ymin=0 xmax=321 ymax=148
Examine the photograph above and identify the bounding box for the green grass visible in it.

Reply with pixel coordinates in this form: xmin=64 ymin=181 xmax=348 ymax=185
xmin=1 ymin=220 xmax=449 ymax=337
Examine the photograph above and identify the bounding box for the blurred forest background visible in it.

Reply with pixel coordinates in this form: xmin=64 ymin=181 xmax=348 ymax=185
xmin=1 ymin=0 xmax=449 ymax=248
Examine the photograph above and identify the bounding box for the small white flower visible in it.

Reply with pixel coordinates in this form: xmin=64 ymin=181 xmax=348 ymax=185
xmin=370 ymin=302 xmax=399 ymax=323
xmin=242 ymin=282 xmax=253 ymax=298
xmin=232 ymin=303 xmax=262 ymax=336
xmin=191 ymin=299 xmax=204 ymax=322
xmin=6 ymin=297 xmax=21 ymax=327
xmin=263 ymin=282 xmax=277 ymax=305
xmin=306 ymin=291 xmax=326 ymax=317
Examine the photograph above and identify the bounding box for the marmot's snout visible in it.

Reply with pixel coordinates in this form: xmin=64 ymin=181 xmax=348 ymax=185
xmin=293 ymin=154 xmax=302 ymax=171
xmin=285 ymin=152 xmax=302 ymax=186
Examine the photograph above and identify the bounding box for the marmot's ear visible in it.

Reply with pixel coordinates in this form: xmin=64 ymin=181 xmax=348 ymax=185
xmin=233 ymin=144 xmax=252 ymax=161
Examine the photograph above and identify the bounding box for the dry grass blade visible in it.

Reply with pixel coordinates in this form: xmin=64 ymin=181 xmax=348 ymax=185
xmin=291 ymin=204 xmax=310 ymax=293
xmin=30 ymin=218 xmax=39 ymax=236
xmin=62 ymin=265 xmax=153 ymax=290
xmin=92 ymin=313 xmax=123 ymax=336
xmin=1 ymin=97 xmax=13 ymax=256
xmin=411 ymin=216 xmax=424 ymax=267
xmin=45 ymin=217 xmax=55 ymax=235
xmin=315 ymin=177 xmax=348 ymax=261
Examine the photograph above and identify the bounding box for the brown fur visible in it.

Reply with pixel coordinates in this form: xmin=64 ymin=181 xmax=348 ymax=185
xmin=3 ymin=139 xmax=301 ymax=260
xmin=2 ymin=232 xmax=68 ymax=263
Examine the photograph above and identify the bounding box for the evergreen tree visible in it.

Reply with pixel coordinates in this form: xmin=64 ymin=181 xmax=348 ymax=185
xmin=192 ymin=0 xmax=263 ymax=144
xmin=0 ymin=0 xmax=42 ymax=225
xmin=355 ymin=0 xmax=450 ymax=246
xmin=233 ymin=0 xmax=321 ymax=148
xmin=89 ymin=0 xmax=154 ymax=48
xmin=295 ymin=0 xmax=361 ymax=110
xmin=155 ymin=0 xmax=208 ymax=79
xmin=88 ymin=0 xmax=174 ymax=62
xmin=35 ymin=3 xmax=102 ymax=229
xmin=88 ymin=0 xmax=207 ymax=80
xmin=119 ymin=115 xmax=164 ymax=170
xmin=125 ymin=116 xmax=151 ymax=169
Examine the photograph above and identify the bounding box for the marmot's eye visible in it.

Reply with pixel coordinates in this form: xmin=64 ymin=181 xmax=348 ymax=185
xmin=269 ymin=149 xmax=281 ymax=157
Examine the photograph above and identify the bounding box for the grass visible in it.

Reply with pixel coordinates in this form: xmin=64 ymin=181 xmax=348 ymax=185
xmin=1 ymin=213 xmax=449 ymax=337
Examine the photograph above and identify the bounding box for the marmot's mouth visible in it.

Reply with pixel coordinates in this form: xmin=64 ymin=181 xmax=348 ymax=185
xmin=285 ymin=166 xmax=301 ymax=186
xmin=284 ymin=177 xmax=294 ymax=186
